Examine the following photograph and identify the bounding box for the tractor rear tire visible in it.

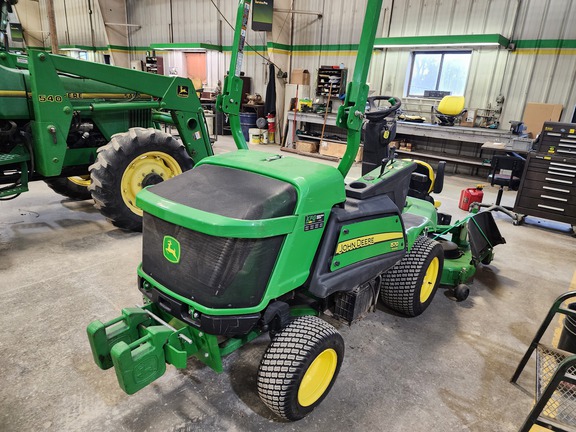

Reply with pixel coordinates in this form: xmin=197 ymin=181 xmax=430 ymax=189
xmin=44 ymin=176 xmax=92 ymax=201
xmin=257 ymin=316 xmax=344 ymax=421
xmin=380 ymin=236 xmax=444 ymax=317
xmin=89 ymin=127 xmax=193 ymax=231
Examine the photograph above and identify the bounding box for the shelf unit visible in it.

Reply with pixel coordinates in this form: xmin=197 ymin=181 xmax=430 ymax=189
xmin=316 ymin=66 xmax=347 ymax=97
xmin=145 ymin=56 xmax=164 ymax=74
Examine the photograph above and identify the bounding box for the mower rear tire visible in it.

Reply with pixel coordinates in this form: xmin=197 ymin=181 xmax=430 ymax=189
xmin=257 ymin=316 xmax=344 ymax=421
xmin=44 ymin=176 xmax=92 ymax=200
xmin=89 ymin=128 xmax=193 ymax=231
xmin=380 ymin=236 xmax=444 ymax=317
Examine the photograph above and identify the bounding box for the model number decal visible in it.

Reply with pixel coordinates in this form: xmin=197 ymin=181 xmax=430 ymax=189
xmin=335 ymin=232 xmax=403 ymax=255
xmin=304 ymin=213 xmax=325 ymax=231
xmin=38 ymin=94 xmax=63 ymax=103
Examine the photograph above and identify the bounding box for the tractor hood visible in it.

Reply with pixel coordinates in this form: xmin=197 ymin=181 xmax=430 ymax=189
xmin=136 ymin=150 xmax=346 ymax=237
xmin=135 ymin=150 xmax=347 ymax=314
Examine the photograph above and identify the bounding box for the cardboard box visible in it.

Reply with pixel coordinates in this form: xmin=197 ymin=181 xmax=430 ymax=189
xmin=319 ymin=140 xmax=363 ymax=162
xmin=522 ymin=103 xmax=563 ymax=138
xmin=290 ymin=69 xmax=310 ymax=85
xmin=460 ymin=109 xmax=476 ymax=127
xmin=296 ymin=140 xmax=319 ymax=153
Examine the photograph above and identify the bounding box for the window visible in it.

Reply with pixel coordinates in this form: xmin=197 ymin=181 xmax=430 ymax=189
xmin=407 ymin=51 xmax=472 ymax=97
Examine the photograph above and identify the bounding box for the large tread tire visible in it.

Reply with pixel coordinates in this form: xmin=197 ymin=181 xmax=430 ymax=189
xmin=44 ymin=176 xmax=92 ymax=200
xmin=89 ymin=127 xmax=193 ymax=231
xmin=257 ymin=316 xmax=344 ymax=421
xmin=380 ymin=236 xmax=444 ymax=317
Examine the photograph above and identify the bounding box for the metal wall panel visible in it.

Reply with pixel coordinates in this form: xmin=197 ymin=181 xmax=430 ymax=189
xmin=389 ymin=0 xmax=517 ymax=37
xmin=58 ymin=0 xmax=575 ymax=128
xmin=39 ymin=0 xmax=108 ymax=48
xmin=126 ymin=0 xmax=171 ymax=46
xmin=126 ymin=0 xmax=240 ymax=47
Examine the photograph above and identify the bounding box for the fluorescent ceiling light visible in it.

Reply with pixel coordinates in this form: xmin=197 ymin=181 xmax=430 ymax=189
xmin=150 ymin=43 xmax=219 ymax=52
xmin=374 ymin=34 xmax=510 ymax=49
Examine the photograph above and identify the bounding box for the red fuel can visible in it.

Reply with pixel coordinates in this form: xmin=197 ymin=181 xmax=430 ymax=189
xmin=459 ymin=186 xmax=484 ymax=211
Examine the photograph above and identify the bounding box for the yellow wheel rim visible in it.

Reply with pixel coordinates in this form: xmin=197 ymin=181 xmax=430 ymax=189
xmin=420 ymin=256 xmax=440 ymax=303
xmin=298 ymin=348 xmax=338 ymax=407
xmin=67 ymin=175 xmax=91 ymax=187
xmin=120 ymin=151 xmax=182 ymax=216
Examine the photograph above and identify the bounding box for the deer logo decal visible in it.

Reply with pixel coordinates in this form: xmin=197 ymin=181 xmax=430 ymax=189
xmin=163 ymin=236 xmax=181 ymax=264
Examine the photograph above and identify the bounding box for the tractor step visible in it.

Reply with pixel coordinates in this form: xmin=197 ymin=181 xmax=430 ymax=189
xmin=86 ymin=304 xmax=227 ymax=394
xmin=0 ymin=151 xmax=30 ymax=165
xmin=0 ymin=145 xmax=31 ymax=198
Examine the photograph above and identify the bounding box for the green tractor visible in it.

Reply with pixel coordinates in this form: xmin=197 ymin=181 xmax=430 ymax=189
xmin=0 ymin=0 xmax=217 ymax=230
xmin=86 ymin=0 xmax=505 ymax=421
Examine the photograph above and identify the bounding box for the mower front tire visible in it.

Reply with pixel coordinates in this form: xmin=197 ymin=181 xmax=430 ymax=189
xmin=44 ymin=176 xmax=92 ymax=200
xmin=89 ymin=128 xmax=193 ymax=231
xmin=257 ymin=316 xmax=344 ymax=421
xmin=380 ymin=236 xmax=444 ymax=317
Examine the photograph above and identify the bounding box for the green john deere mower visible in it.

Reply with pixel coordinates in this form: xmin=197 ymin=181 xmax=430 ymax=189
xmin=87 ymin=0 xmax=505 ymax=420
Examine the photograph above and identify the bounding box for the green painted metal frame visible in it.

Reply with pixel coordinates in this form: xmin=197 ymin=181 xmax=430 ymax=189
xmin=335 ymin=0 xmax=383 ymax=178
xmin=24 ymin=51 xmax=213 ymax=176
xmin=0 ymin=44 xmax=214 ymax=180
xmin=216 ymin=0 xmax=252 ymax=151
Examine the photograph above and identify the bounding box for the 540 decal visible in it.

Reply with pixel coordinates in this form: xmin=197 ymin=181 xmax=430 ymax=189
xmin=38 ymin=94 xmax=63 ymax=103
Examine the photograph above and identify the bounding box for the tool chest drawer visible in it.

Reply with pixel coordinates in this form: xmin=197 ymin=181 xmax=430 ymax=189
xmin=514 ymin=153 xmax=576 ymax=226
xmin=537 ymin=122 xmax=576 ymax=156
xmin=522 ymin=157 xmax=576 ymax=187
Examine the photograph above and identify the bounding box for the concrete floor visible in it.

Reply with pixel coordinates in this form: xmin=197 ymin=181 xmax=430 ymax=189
xmin=1 ymin=136 xmax=575 ymax=432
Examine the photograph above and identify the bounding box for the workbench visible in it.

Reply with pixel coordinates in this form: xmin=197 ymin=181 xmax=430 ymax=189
xmin=285 ymin=111 xmax=532 ymax=174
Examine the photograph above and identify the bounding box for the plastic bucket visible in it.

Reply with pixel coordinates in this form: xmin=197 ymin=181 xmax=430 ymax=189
xmin=240 ymin=112 xmax=257 ymax=141
xmin=559 ymin=303 xmax=576 ymax=353
xmin=249 ymin=128 xmax=262 ymax=144
xmin=248 ymin=128 xmax=268 ymax=144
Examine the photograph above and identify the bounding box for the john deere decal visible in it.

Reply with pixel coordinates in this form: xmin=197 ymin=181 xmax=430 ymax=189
xmin=335 ymin=232 xmax=403 ymax=255
xmin=177 ymin=85 xmax=189 ymax=98
xmin=163 ymin=236 xmax=181 ymax=263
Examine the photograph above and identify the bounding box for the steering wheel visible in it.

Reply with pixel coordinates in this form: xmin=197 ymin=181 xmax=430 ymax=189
xmin=365 ymin=96 xmax=402 ymax=121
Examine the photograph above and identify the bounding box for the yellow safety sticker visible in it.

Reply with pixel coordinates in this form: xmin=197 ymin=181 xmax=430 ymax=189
xmin=335 ymin=232 xmax=403 ymax=255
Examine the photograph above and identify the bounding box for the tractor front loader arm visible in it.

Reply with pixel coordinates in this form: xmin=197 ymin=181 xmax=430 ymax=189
xmin=6 ymin=49 xmax=212 ymax=176
xmin=217 ymin=0 xmax=252 ymax=150
xmin=336 ymin=0 xmax=383 ymax=178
